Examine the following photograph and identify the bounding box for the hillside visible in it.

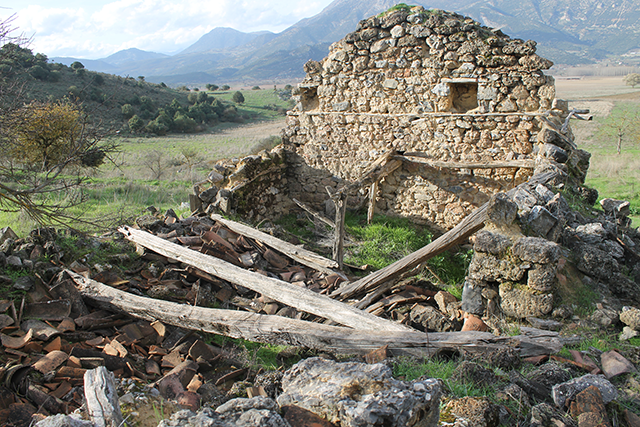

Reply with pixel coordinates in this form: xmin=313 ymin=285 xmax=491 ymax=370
xmin=2 ymin=44 xmax=256 ymax=138
xmin=54 ymin=0 xmax=640 ymax=85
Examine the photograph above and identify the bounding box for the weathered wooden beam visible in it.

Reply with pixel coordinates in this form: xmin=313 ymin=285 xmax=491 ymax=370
xmin=118 ymin=226 xmax=406 ymax=332
xmin=332 ymin=171 xmax=558 ymax=301
xmin=344 ymin=157 xmax=402 ymax=193
xmin=66 ymin=271 xmax=561 ymax=358
xmin=84 ymin=366 xmax=124 ymax=427
xmin=293 ymin=198 xmax=335 ymax=228
xmin=332 ymin=202 xmax=489 ymax=300
xmin=399 ymin=154 xmax=535 ymax=170
xmin=209 ymin=213 xmax=343 ymax=277
xmin=328 ymin=189 xmax=348 ymax=269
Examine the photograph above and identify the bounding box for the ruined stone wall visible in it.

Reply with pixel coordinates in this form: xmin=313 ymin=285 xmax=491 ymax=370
xmin=195 ymin=7 xmax=590 ymax=231
xmin=282 ymin=6 xmax=569 ymax=229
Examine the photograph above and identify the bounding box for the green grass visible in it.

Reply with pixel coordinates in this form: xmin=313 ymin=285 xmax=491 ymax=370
xmin=344 ymin=213 xmax=471 ymax=286
xmin=210 ymin=89 xmax=293 ymax=122
xmin=205 ymin=334 xmax=302 ymax=370
xmin=572 ymin=101 xmax=640 ymax=226
xmin=345 ymin=214 xmax=433 ymax=270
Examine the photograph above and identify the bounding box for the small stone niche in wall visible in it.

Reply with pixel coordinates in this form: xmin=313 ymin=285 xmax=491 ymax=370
xmin=450 ymin=82 xmax=478 ymax=113
xmin=300 ymin=86 xmax=319 ymax=111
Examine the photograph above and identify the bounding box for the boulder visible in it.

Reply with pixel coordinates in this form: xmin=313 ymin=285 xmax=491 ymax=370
xmin=512 ymin=237 xmax=560 ymax=265
xmin=277 ymin=357 xmax=441 ymax=427
xmin=499 ymin=283 xmax=553 ymax=319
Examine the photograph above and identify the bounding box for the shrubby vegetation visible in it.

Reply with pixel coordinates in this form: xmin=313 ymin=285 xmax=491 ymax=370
xmin=0 ymin=17 xmax=117 ymax=225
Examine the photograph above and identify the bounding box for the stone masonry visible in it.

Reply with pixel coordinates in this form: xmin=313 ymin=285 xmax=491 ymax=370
xmin=197 ymin=6 xmax=590 ymax=233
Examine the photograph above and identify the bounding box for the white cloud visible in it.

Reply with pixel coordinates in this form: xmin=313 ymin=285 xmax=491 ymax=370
xmin=2 ymin=0 xmax=333 ymax=58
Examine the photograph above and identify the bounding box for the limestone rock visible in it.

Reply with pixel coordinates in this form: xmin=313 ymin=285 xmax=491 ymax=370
xmin=157 ymin=397 xmax=289 ymax=427
xmin=600 ymin=198 xmax=630 ymax=217
xmin=512 ymin=237 xmax=560 ymax=265
xmin=444 ymin=397 xmax=500 ymax=427
xmin=473 ymin=230 xmax=512 ymax=255
xmin=572 ymin=243 xmax=619 ymax=280
xmin=468 ymin=252 xmax=525 ymax=283
xmin=527 ymin=206 xmax=558 ymax=237
xmin=277 ymin=357 xmax=441 ymax=427
xmin=34 ymin=414 xmax=94 ymax=427
xmin=486 ymin=193 xmax=518 ymax=226
xmin=575 ymin=223 xmax=607 ymax=245
xmin=528 ymin=362 xmax=572 ymax=389
xmin=527 ymin=264 xmax=556 ymax=292
xmin=529 ymin=403 xmax=578 ymax=427
xmin=499 ymin=283 xmax=553 ymax=319
xmin=620 ymin=307 xmax=640 ymax=330
xmin=409 ymin=304 xmax=456 ymax=332
xmin=552 ymin=374 xmax=618 ymax=409
xmin=461 ymin=278 xmax=485 ymax=315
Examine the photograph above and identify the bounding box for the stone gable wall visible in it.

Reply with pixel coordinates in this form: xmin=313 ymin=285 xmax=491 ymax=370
xmin=281 ymin=6 xmax=575 ymax=229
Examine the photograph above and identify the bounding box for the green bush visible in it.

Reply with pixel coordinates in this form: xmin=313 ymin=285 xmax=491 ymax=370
xmin=232 ymin=91 xmax=245 ymax=104
xmin=128 ymin=115 xmax=144 ymax=132
xmin=28 ymin=64 xmax=49 ymax=80
xmin=121 ymin=104 xmax=135 ymax=119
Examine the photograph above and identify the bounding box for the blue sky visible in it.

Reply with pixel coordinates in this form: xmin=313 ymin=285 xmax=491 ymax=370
xmin=1 ymin=0 xmax=334 ymax=59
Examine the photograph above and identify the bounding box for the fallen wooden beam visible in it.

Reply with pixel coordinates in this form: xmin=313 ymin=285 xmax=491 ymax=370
xmin=209 ymin=213 xmax=344 ymax=278
xmin=66 ymin=271 xmax=561 ymax=358
xmin=332 ymin=202 xmax=488 ymax=300
xmin=293 ymin=198 xmax=335 ymax=227
xmin=118 ymin=226 xmax=406 ymax=332
xmin=332 ymin=171 xmax=557 ymax=301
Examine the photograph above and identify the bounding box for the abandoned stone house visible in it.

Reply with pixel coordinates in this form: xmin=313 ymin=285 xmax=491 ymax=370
xmin=199 ymin=6 xmax=589 ymax=233
xmin=193 ymin=7 xmax=640 ymax=324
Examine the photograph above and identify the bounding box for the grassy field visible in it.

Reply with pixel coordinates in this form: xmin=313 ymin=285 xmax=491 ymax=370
xmin=0 ymin=88 xmax=289 ymax=236
xmin=556 ymin=76 xmax=640 ymax=225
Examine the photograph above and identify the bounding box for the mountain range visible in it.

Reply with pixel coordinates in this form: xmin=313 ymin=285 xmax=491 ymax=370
xmin=51 ymin=0 xmax=640 ymax=86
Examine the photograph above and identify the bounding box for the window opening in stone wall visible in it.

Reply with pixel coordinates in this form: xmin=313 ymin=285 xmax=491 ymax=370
xmin=301 ymin=86 xmax=319 ymax=111
xmin=450 ymin=82 xmax=478 ymax=113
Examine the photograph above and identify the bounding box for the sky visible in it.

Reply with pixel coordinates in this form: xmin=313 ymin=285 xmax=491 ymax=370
xmin=1 ymin=0 xmax=334 ymax=59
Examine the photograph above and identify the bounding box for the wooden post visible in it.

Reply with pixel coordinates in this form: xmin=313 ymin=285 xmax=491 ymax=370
xmin=367 ymin=181 xmax=378 ymax=224
xmin=329 ymin=188 xmax=348 ymax=269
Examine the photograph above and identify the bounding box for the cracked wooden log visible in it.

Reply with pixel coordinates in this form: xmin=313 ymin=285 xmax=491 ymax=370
xmin=84 ymin=366 xmax=124 ymax=427
xmin=66 ymin=271 xmax=560 ymax=358
xmin=118 ymin=226 xmax=407 ymax=332
xmin=210 ymin=213 xmax=345 ymax=279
